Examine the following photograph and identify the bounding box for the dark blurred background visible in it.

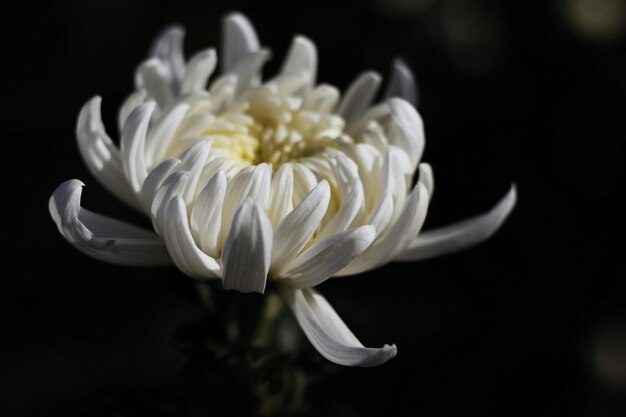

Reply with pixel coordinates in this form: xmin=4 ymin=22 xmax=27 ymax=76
xmin=2 ymin=0 xmax=626 ymax=415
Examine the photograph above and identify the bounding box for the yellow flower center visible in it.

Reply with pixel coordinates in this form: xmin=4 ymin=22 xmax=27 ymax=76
xmin=201 ymin=86 xmax=347 ymax=169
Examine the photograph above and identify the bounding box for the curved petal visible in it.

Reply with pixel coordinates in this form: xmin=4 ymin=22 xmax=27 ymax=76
xmin=150 ymin=25 xmax=186 ymax=85
xmin=222 ymin=12 xmax=261 ymax=73
xmin=338 ymin=71 xmax=382 ymax=130
xmin=141 ymin=158 xmax=182 ymax=212
xmin=145 ymin=103 xmax=190 ymax=168
xmin=160 ymin=196 xmax=222 ymax=279
xmin=190 ymin=170 xmax=227 ymax=257
xmin=418 ymin=163 xmax=434 ymax=198
xmin=180 ymin=49 xmax=217 ymax=95
xmin=394 ymin=185 xmax=517 ymax=262
xmin=388 ymin=98 xmax=424 ymax=169
xmin=336 ymin=182 xmax=429 ymax=276
xmin=280 ymin=36 xmax=317 ymax=85
xmin=76 ymin=96 xmax=140 ymax=210
xmin=118 ymin=90 xmax=147 ymax=133
xmin=137 ymin=59 xmax=174 ymax=109
xmin=383 ymin=58 xmax=418 ymax=106
xmin=281 ymin=225 xmax=376 ymax=289
xmin=271 ymin=180 xmax=330 ymax=273
xmin=49 ymin=180 xmax=171 ymax=266
xmin=121 ymin=102 xmax=156 ymax=193
xmin=222 ymin=199 xmax=273 ymax=294
xmin=280 ymin=287 xmax=397 ymax=367
xmin=267 ymin=164 xmax=294 ymax=226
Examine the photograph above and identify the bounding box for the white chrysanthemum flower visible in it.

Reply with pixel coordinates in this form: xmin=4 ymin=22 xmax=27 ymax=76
xmin=49 ymin=13 xmax=516 ymax=367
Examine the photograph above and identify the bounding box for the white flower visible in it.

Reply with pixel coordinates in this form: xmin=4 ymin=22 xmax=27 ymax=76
xmin=49 ymin=13 xmax=516 ymax=367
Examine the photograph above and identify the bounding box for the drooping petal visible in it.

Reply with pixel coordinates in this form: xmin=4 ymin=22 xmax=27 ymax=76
xmin=222 ymin=199 xmax=273 ymax=294
xmin=150 ymin=25 xmax=186 ymax=85
xmin=160 ymin=196 xmax=222 ymax=279
xmin=336 ymin=182 xmax=429 ymax=276
xmin=281 ymin=226 xmax=376 ymax=288
xmin=49 ymin=180 xmax=171 ymax=266
xmin=180 ymin=49 xmax=217 ymax=95
xmin=121 ymin=102 xmax=156 ymax=193
xmin=383 ymin=58 xmax=418 ymax=106
xmin=280 ymin=287 xmax=397 ymax=367
xmin=280 ymin=36 xmax=317 ymax=85
xmin=394 ymin=185 xmax=517 ymax=262
xmin=271 ymin=180 xmax=331 ymax=273
xmin=222 ymin=12 xmax=261 ymax=73
xmin=387 ymin=98 xmax=425 ymax=169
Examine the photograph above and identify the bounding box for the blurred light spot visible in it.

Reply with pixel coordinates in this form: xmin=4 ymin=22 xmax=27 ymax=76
xmin=591 ymin=321 xmax=626 ymax=389
xmin=375 ymin=0 xmax=437 ymax=16
xmin=442 ymin=0 xmax=506 ymax=74
xmin=563 ymin=0 xmax=626 ymax=40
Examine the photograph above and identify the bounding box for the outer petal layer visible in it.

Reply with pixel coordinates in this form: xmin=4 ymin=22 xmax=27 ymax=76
xmin=394 ymin=185 xmax=517 ymax=262
xmin=280 ymin=287 xmax=397 ymax=367
xmin=49 ymin=180 xmax=172 ymax=266
xmin=222 ymin=199 xmax=273 ymax=294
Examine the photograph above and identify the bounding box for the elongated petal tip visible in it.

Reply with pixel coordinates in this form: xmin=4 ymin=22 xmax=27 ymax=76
xmin=395 ymin=184 xmax=517 ymax=262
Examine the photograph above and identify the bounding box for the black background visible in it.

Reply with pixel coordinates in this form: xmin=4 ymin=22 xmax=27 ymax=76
xmin=2 ymin=0 xmax=626 ymax=416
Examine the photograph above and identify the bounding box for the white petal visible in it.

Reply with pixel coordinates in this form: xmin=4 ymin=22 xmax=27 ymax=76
xmin=121 ymin=102 xmax=156 ymax=193
xmin=291 ymin=164 xmax=318 ymax=205
xmin=419 ymin=163 xmax=434 ymax=198
xmin=76 ymin=97 xmax=141 ymax=210
xmin=271 ymin=180 xmax=330 ymax=273
xmin=222 ymin=199 xmax=273 ymax=294
xmin=49 ymin=180 xmax=171 ymax=266
xmin=177 ymin=141 xmax=212 ymax=205
xmin=161 ymin=196 xmax=222 ymax=279
xmin=280 ymin=287 xmax=397 ymax=367
xmin=150 ymin=25 xmax=186 ymax=84
xmin=222 ymin=12 xmax=261 ymax=73
xmin=232 ymin=50 xmax=270 ymax=95
xmin=141 ymin=158 xmax=182 ymax=211
xmin=304 ymin=84 xmax=340 ymax=113
xmin=337 ymin=182 xmax=429 ymax=276
xmin=338 ymin=71 xmax=382 ymax=129
xmin=280 ymin=36 xmax=317 ymax=85
xmin=395 ymin=185 xmax=517 ymax=262
xmin=180 ymin=49 xmax=217 ymax=95
xmin=240 ymin=162 xmax=271 ymax=209
xmin=281 ymin=226 xmax=376 ymax=288
xmin=383 ymin=58 xmax=418 ymax=106
xmin=145 ymin=103 xmax=190 ymax=168
xmin=388 ymin=98 xmax=424 ymax=169
xmin=190 ymin=170 xmax=227 ymax=258
xmin=138 ymin=59 xmax=174 ymax=109
xmin=151 ymin=170 xmax=191 ymax=228
xmin=267 ymin=164 xmax=294 ymax=226
xmin=118 ymin=90 xmax=147 ymax=133
xmin=315 ymin=178 xmax=364 ymax=242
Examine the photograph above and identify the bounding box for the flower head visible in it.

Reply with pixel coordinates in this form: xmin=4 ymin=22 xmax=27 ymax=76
xmin=49 ymin=13 xmax=516 ymax=366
